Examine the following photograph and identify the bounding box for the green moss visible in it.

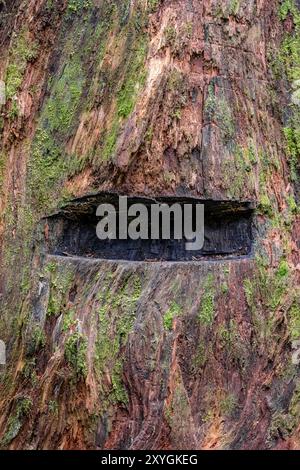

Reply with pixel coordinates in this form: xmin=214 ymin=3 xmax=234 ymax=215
xmin=289 ymin=303 xmax=300 ymax=339
xmin=276 ymin=259 xmax=289 ymax=278
xmin=111 ymin=359 xmax=128 ymax=404
xmin=62 ymin=309 xmax=76 ymax=332
xmin=65 ymin=332 xmax=88 ymax=379
xmin=167 ymin=69 xmax=183 ymax=91
xmin=45 ymin=0 xmax=54 ymax=9
xmin=184 ymin=22 xmax=193 ymax=39
xmin=220 ymin=393 xmax=237 ymax=416
xmin=163 ymin=301 xmax=182 ymax=330
xmin=287 ymin=195 xmax=298 ymax=213
xmin=1 ymin=397 xmax=33 ymax=446
xmin=6 ymin=30 xmax=38 ymax=100
xmin=166 ymin=68 xmax=187 ymax=121
xmin=67 ymin=0 xmax=92 ymax=14
xmin=94 ymin=273 xmax=142 ymax=404
xmin=268 ymin=380 xmax=300 ymax=442
xmin=46 ymin=264 xmax=74 ymax=318
xmin=268 ymin=412 xmax=296 ymax=441
xmin=258 ymin=193 xmax=273 ymax=217
xmin=30 ymin=325 xmax=46 ymax=354
xmin=172 ymin=108 xmax=181 ymax=120
xmin=99 ymin=27 xmax=148 ymax=160
xmin=164 ymin=170 xmax=176 ymax=184
xmin=221 ymin=282 xmax=229 ymax=294
xmin=147 ymin=0 xmax=160 ymax=13
xmin=283 ymin=126 xmax=300 ymax=182
xmin=48 ymin=400 xmax=59 ymax=416
xmin=279 ymin=0 xmax=293 ymax=19
xmin=28 ymin=131 xmax=61 ymax=212
xmin=116 ymin=38 xmax=147 ymax=119
xmin=80 ymin=16 xmax=113 ymax=113
xmin=198 ymin=274 xmax=215 ymax=326
xmin=277 ymin=1 xmax=300 ymax=81
xmin=45 ymin=261 xmax=57 ymax=273
xmin=245 ymin=139 xmax=258 ymax=165
xmin=223 ymin=266 xmax=230 ymax=276
xmin=229 ymin=0 xmax=240 ymax=16
xmin=17 ymin=397 xmax=33 ymax=416
xmin=2 ymin=13 xmax=104 ymax=347
xmin=193 ymin=340 xmax=207 ymax=368
xmin=27 ymin=50 xmax=84 ymax=212
xmin=46 ymin=62 xmax=83 ymax=132
xmin=205 ymin=84 xmax=235 ymax=142
xmin=3 ymin=4 xmax=114 ymax=343
xmin=218 ymin=320 xmax=239 ymax=351
xmin=22 ymin=358 xmax=37 ymax=385
xmin=8 ymin=100 xmax=19 ymax=120
xmin=263 ymin=257 xmax=289 ymax=309
xmin=164 ymin=25 xmax=177 ymax=45
xmin=243 ymin=256 xmax=295 ymax=349
xmin=244 ymin=278 xmax=255 ymax=308
xmin=102 ymin=119 xmax=119 ymax=160
xmin=223 ymin=141 xmax=259 ymax=198
xmin=277 ymin=1 xmax=300 ymax=182
xmin=1 ymin=415 xmax=22 ymax=447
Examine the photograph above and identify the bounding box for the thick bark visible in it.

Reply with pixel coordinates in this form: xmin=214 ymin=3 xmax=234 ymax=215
xmin=0 ymin=0 xmax=299 ymax=450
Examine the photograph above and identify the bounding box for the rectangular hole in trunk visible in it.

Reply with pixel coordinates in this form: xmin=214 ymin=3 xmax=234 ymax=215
xmin=41 ymin=193 xmax=255 ymax=262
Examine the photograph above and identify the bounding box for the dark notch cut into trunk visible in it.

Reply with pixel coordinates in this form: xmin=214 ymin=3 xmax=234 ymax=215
xmin=41 ymin=192 xmax=255 ymax=261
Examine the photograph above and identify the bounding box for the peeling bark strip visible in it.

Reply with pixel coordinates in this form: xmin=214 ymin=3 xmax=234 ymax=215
xmin=41 ymin=193 xmax=254 ymax=261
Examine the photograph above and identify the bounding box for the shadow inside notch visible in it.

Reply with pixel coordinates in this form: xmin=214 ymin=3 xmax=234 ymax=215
xmin=42 ymin=193 xmax=255 ymax=261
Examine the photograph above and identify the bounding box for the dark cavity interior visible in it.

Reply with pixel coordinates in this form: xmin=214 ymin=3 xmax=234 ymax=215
xmin=42 ymin=193 xmax=254 ymax=261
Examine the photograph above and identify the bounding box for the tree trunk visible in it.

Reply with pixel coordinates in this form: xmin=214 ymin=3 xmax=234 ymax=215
xmin=0 ymin=0 xmax=299 ymax=450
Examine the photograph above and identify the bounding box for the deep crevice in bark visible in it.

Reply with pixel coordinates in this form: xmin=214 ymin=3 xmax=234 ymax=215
xmin=42 ymin=193 xmax=255 ymax=261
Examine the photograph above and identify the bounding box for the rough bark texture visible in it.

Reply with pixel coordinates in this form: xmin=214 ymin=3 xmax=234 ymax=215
xmin=0 ymin=0 xmax=299 ymax=450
